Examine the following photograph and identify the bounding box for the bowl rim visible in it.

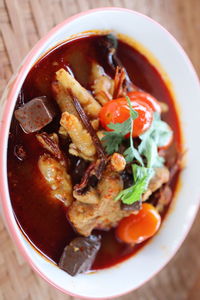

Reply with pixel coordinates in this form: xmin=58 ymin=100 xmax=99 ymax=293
xmin=1 ymin=7 xmax=200 ymax=299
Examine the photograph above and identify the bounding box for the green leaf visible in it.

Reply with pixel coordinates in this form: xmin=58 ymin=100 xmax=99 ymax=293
xmin=115 ymin=164 xmax=154 ymax=205
xmin=125 ymin=96 xmax=138 ymax=120
xmin=102 ymin=133 xmax=123 ymax=154
xmin=123 ymin=118 xmax=143 ymax=165
xmin=152 ymin=120 xmax=173 ymax=147
xmin=107 ymin=118 xmax=132 ymax=135
xmin=102 ymin=118 xmax=132 ymax=155
xmin=139 ymin=112 xmax=172 ymax=168
xmin=141 ymin=137 xmax=157 ymax=168
xmin=102 ymin=96 xmax=139 ymax=158
xmin=123 ymin=96 xmax=143 ymax=165
xmin=132 ymin=164 xmax=154 ymax=187
xmin=124 ymin=146 xmax=143 ymax=165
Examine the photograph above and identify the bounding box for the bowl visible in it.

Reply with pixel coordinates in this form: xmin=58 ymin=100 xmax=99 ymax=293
xmin=0 ymin=7 xmax=200 ymax=299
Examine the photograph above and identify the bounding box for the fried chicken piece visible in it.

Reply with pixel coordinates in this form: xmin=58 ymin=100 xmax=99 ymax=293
xmin=56 ymin=68 xmax=101 ymax=118
xmin=52 ymin=81 xmax=79 ymax=117
xmin=73 ymin=188 xmax=100 ymax=204
xmin=91 ymin=62 xmax=113 ymax=105
xmin=60 ymin=112 xmax=96 ymax=161
xmin=110 ymin=152 xmax=126 ymax=172
xmin=36 ymin=132 xmax=65 ymax=165
xmin=142 ymin=166 xmax=170 ymax=201
xmin=68 ymin=143 xmax=94 ymax=162
xmin=38 ymin=154 xmax=73 ymax=206
xmin=68 ymin=154 xmax=128 ymax=236
xmin=156 ymin=185 xmax=172 ymax=213
xmin=68 ymin=166 xmax=124 ymax=236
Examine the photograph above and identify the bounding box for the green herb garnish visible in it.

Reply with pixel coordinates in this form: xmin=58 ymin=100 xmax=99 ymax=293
xmin=115 ymin=112 xmax=172 ymax=205
xmin=139 ymin=112 xmax=172 ymax=168
xmin=102 ymin=96 xmax=143 ymax=165
xmin=102 ymin=118 xmax=131 ymax=154
xmin=115 ymin=164 xmax=154 ymax=204
xmin=123 ymin=97 xmax=143 ymax=165
xmin=102 ymin=98 xmax=173 ymax=206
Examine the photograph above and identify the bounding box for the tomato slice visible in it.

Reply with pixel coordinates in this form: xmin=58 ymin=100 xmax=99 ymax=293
xmin=99 ymin=98 xmax=153 ymax=137
xmin=116 ymin=203 xmax=161 ymax=244
xmin=127 ymin=91 xmax=161 ymax=113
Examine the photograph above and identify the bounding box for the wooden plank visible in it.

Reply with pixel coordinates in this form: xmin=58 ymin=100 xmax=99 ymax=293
xmin=5 ymin=0 xmax=29 ymax=57
xmin=0 ymin=23 xmax=22 ymax=71
xmin=30 ymin=0 xmax=49 ymax=37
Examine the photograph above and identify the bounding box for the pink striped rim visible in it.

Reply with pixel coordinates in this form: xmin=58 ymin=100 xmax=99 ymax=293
xmin=0 ymin=7 xmax=199 ymax=299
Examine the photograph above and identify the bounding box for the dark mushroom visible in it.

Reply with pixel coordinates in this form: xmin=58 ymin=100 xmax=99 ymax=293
xmin=98 ymin=34 xmax=134 ymax=92
xmin=121 ymin=200 xmax=142 ymax=211
xmin=15 ymin=96 xmax=55 ymax=134
xmin=14 ymin=144 xmax=27 ymax=161
xmin=59 ymin=235 xmax=101 ymax=276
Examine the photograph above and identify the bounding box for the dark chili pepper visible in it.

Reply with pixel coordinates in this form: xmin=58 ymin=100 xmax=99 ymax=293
xmin=98 ymin=34 xmax=134 ymax=91
xmin=70 ymin=93 xmax=107 ymax=193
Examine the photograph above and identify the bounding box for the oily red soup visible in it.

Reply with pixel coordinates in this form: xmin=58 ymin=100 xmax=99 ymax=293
xmin=7 ymin=34 xmax=182 ymax=270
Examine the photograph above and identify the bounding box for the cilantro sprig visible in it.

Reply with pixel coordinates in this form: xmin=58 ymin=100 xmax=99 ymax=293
xmin=139 ymin=112 xmax=172 ymax=168
xmin=102 ymin=118 xmax=131 ymax=154
xmin=115 ymin=164 xmax=154 ymax=204
xmin=102 ymin=96 xmax=143 ymax=165
xmin=101 ymin=96 xmax=172 ymax=206
xmin=123 ymin=97 xmax=143 ymax=165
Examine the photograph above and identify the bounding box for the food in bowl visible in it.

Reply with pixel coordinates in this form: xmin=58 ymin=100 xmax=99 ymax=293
xmin=7 ymin=32 xmax=182 ymax=276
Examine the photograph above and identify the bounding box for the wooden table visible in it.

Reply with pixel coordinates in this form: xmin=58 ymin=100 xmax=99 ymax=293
xmin=0 ymin=0 xmax=200 ymax=299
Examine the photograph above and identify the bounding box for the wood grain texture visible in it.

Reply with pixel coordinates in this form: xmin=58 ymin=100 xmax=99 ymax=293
xmin=0 ymin=0 xmax=200 ymax=299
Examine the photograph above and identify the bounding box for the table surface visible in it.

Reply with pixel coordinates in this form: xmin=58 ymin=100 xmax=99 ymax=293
xmin=0 ymin=0 xmax=200 ymax=299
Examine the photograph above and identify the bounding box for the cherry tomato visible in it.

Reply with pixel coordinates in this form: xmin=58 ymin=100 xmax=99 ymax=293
xmin=116 ymin=203 xmax=161 ymax=244
xmin=99 ymin=98 xmax=153 ymax=137
xmin=127 ymin=91 xmax=161 ymax=113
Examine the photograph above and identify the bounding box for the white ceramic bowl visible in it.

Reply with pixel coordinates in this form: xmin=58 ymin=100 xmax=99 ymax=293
xmin=0 ymin=7 xmax=200 ymax=299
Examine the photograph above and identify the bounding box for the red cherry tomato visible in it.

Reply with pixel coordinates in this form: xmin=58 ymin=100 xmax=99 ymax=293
xmin=99 ymin=98 xmax=153 ymax=137
xmin=127 ymin=91 xmax=161 ymax=113
xmin=116 ymin=203 xmax=161 ymax=244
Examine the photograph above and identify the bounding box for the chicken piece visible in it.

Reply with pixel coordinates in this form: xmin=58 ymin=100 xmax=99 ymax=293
xmin=53 ymin=81 xmax=98 ymax=133
xmin=90 ymin=119 xmax=99 ymax=131
xmin=110 ymin=153 xmax=126 ymax=172
xmin=68 ymin=201 xmax=100 ymax=236
xmin=60 ymin=112 xmax=96 ymax=161
xmin=56 ymin=68 xmax=101 ymax=118
xmin=160 ymin=102 xmax=169 ymax=113
xmin=36 ymin=132 xmax=65 ymax=165
xmin=91 ymin=62 xmax=113 ymax=105
xmin=59 ymin=117 xmax=99 ymax=139
xmin=94 ymin=166 xmax=126 ymax=229
xmin=142 ymin=167 xmax=170 ymax=201
xmin=68 ymin=165 xmax=123 ymax=236
xmin=58 ymin=125 xmax=68 ymax=138
xmin=38 ymin=154 xmax=73 ymax=206
xmin=73 ymin=188 xmax=100 ymax=204
xmin=68 ymin=160 xmax=170 ymax=235
xmin=69 ymin=143 xmax=93 ymax=161
xmin=156 ymin=185 xmax=172 ymax=213
xmin=52 ymin=81 xmax=80 ymax=118
xmin=96 ymin=130 xmax=105 ymax=140
xmin=68 ymin=154 xmax=131 ymax=236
